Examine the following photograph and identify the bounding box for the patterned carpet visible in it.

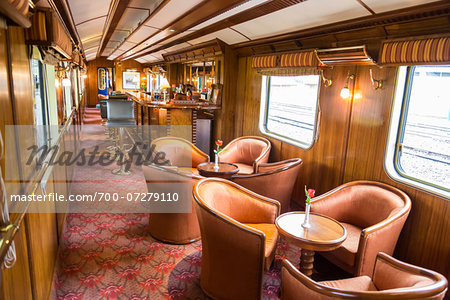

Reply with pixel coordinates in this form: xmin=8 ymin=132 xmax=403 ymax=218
xmin=52 ymin=108 xmax=303 ymax=299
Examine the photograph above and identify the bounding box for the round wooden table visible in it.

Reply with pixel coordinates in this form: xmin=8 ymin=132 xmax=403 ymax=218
xmin=275 ymin=212 xmax=347 ymax=277
xmin=197 ymin=162 xmax=239 ymax=179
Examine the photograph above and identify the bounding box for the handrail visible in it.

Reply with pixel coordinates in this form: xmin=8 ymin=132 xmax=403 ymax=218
xmin=0 ymin=107 xmax=78 ymax=265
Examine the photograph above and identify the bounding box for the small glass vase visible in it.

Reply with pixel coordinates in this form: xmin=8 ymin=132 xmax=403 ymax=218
xmin=214 ymin=153 xmax=219 ymax=171
xmin=302 ymin=203 xmax=311 ymax=229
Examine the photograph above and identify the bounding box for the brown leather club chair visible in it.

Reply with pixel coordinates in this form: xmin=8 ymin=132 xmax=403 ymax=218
xmin=232 ymin=158 xmax=302 ymax=213
xmin=310 ymin=181 xmax=411 ymax=276
xmin=281 ymin=253 xmax=448 ymax=300
xmin=218 ymin=136 xmax=271 ymax=174
xmin=193 ymin=178 xmax=281 ymax=299
xmin=143 ymin=164 xmax=202 ymax=244
xmin=151 ymin=136 xmax=209 ymax=170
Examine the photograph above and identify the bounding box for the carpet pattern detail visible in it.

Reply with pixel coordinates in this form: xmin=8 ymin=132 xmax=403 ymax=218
xmin=54 ymin=212 xmax=302 ymax=300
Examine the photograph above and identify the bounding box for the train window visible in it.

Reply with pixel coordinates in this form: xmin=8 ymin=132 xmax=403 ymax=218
xmin=259 ymin=75 xmax=320 ymax=149
xmin=385 ymin=65 xmax=450 ymax=197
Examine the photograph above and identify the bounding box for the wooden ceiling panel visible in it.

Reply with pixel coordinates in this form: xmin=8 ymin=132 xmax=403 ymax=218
xmin=116 ymin=8 xmax=149 ymax=31
xmin=127 ymin=26 xmax=159 ymax=44
xmin=362 ymin=0 xmax=440 ymax=13
xmin=232 ymin=0 xmax=370 ymax=40
xmin=190 ymin=0 xmax=270 ymax=31
xmin=161 ymin=42 xmax=192 ymax=53
xmin=106 ymin=40 xmax=121 ymax=49
xmin=128 ymin=0 xmax=162 ymax=9
xmin=119 ymin=41 xmax=137 ymax=51
xmin=82 ymin=36 xmax=102 ymax=50
xmin=110 ymin=30 xmax=130 ymax=42
xmin=162 ymin=30 xmax=196 ymax=44
xmin=189 ymin=28 xmax=249 ymax=45
xmin=145 ymin=0 xmax=205 ymax=29
xmin=135 ymin=53 xmax=160 ymax=63
xmin=77 ymin=17 xmax=107 ymax=40
xmin=67 ymin=0 xmax=111 ymax=25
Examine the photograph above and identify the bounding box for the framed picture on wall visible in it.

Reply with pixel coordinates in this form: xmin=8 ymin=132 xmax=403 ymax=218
xmin=123 ymin=71 xmax=140 ymax=89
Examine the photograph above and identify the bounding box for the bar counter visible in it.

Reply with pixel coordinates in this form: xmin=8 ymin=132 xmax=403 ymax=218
xmin=125 ymin=91 xmax=216 ymax=152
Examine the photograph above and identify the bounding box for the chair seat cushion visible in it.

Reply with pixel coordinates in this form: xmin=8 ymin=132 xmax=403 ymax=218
xmin=243 ymin=223 xmax=278 ymax=270
xmin=234 ymin=163 xmax=254 ymax=175
xmin=322 ymin=222 xmax=362 ymax=271
xmin=320 ymin=275 xmax=377 ymax=291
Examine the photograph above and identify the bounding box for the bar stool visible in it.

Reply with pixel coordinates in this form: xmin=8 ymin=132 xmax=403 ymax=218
xmin=106 ymin=98 xmax=136 ymax=175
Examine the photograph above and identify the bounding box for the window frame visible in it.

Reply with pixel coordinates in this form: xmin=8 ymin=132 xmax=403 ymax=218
xmin=384 ymin=66 xmax=450 ymax=199
xmin=259 ymin=75 xmax=321 ymax=150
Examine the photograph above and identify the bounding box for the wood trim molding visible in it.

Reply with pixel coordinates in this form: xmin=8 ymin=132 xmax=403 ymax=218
xmin=0 ymin=1 xmax=31 ymax=28
xmin=232 ymin=1 xmax=450 ymax=53
xmin=97 ymin=0 xmax=131 ymax=58
xmin=128 ymin=0 xmax=307 ymax=61
xmin=117 ymin=0 xmax=249 ymax=61
xmin=48 ymin=0 xmax=80 ymax=47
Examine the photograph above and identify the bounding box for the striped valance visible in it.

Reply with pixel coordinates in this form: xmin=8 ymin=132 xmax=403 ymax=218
xmin=280 ymin=51 xmax=318 ymax=67
xmin=26 ymin=9 xmax=73 ymax=58
xmin=0 ymin=0 xmax=30 ymax=27
xmin=252 ymin=55 xmax=277 ymax=68
xmin=380 ymin=37 xmax=450 ymax=65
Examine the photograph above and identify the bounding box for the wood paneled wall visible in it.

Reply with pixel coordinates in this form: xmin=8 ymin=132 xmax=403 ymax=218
xmin=85 ymin=58 xmax=114 ymax=106
xmin=216 ymin=55 xmax=449 ymax=281
xmin=85 ymin=58 xmax=143 ymax=106
xmin=115 ymin=59 xmax=144 ymax=92
xmin=0 ymin=19 xmax=64 ymax=300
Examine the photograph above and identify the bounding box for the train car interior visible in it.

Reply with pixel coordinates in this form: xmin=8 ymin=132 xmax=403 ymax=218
xmin=0 ymin=0 xmax=449 ymax=299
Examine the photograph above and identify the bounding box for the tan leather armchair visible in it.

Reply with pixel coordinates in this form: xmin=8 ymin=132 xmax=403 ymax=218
xmin=281 ymin=253 xmax=448 ymax=299
xmin=310 ymin=181 xmax=411 ymax=276
xmin=232 ymin=158 xmax=302 ymax=213
xmin=151 ymin=136 xmax=209 ymax=169
xmin=218 ymin=136 xmax=271 ymax=174
xmin=193 ymin=178 xmax=281 ymax=299
xmin=143 ymin=164 xmax=203 ymax=244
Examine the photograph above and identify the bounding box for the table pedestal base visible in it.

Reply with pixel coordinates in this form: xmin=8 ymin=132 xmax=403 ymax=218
xmin=300 ymin=249 xmax=315 ymax=277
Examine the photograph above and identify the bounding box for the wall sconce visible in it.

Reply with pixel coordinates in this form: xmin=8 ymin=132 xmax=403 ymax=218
xmin=369 ymin=69 xmax=383 ymax=89
xmin=340 ymin=71 xmax=355 ymax=99
xmin=320 ymin=69 xmax=332 ymax=87
xmin=81 ymin=74 xmax=87 ymax=79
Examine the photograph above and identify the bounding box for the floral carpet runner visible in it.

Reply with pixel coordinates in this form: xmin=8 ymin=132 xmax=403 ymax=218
xmin=53 ymin=109 xmax=302 ymax=299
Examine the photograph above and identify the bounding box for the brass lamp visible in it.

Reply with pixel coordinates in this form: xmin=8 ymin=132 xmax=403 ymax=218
xmin=159 ymin=77 xmax=170 ymax=101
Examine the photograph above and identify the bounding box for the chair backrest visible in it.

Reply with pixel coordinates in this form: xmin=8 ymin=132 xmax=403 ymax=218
xmin=281 ymin=253 xmax=448 ymax=300
xmin=314 ymin=181 xmax=411 ymax=229
xmin=142 ymin=165 xmax=202 ymax=244
xmin=151 ymin=137 xmax=209 ymax=168
xmin=106 ymin=99 xmax=134 ymax=120
xmin=194 ymin=178 xmax=279 ymax=223
xmin=219 ymin=136 xmax=271 ymax=165
xmin=193 ymin=178 xmax=280 ymax=299
xmin=232 ymin=158 xmax=302 ymax=213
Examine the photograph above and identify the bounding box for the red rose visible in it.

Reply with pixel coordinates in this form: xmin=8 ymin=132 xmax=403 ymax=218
xmin=307 ymin=189 xmax=315 ymax=198
xmin=215 ymin=140 xmax=223 ymax=146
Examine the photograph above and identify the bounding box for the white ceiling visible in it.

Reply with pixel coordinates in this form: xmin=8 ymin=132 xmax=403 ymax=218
xmin=63 ymin=0 xmax=440 ymax=62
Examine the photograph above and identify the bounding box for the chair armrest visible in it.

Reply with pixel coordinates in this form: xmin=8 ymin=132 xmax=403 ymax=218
xmin=355 ymin=207 xmax=411 ymax=276
xmin=253 ymin=143 xmax=271 ymax=168
xmin=282 ymin=259 xmax=368 ymax=299
xmin=236 ymin=186 xmax=281 ymax=224
xmin=194 ymin=178 xmax=280 ymax=224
